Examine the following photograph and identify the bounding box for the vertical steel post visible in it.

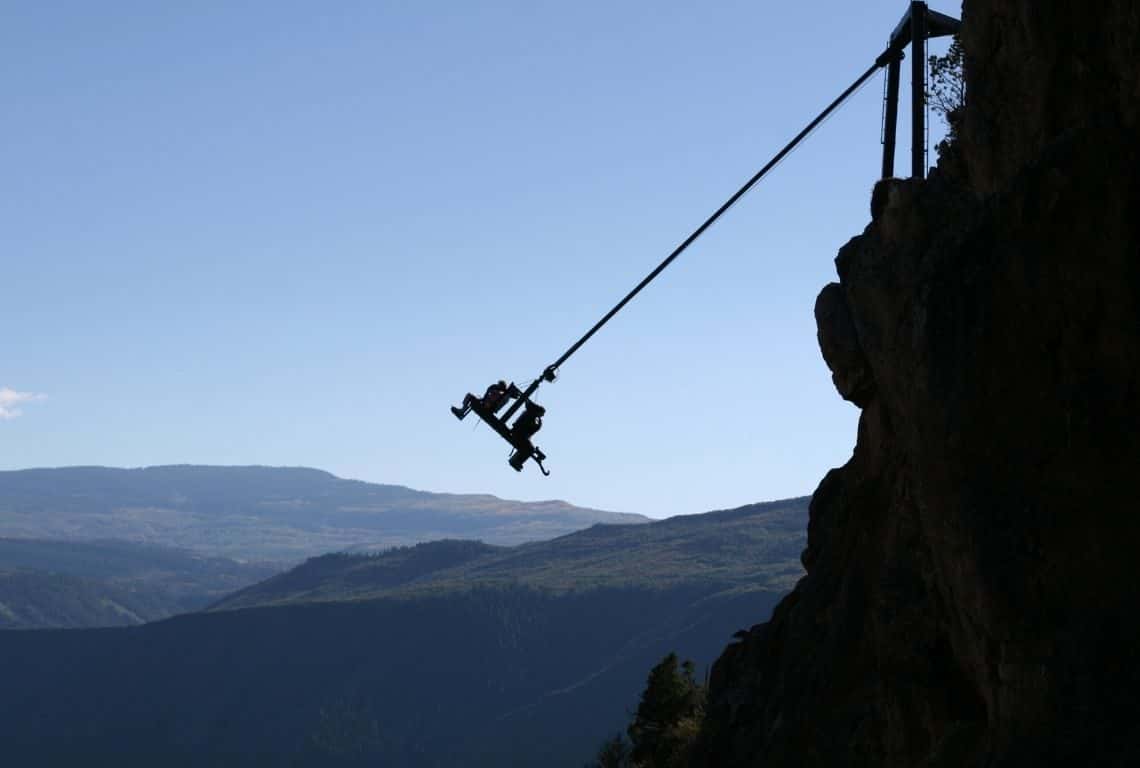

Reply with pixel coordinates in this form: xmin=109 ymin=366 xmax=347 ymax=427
xmin=910 ymin=1 xmax=927 ymax=178
xmin=882 ymin=54 xmax=902 ymax=178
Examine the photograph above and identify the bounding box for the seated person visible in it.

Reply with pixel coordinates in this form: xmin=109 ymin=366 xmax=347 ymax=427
xmin=507 ymin=402 xmax=545 ymax=471
xmin=451 ymin=380 xmax=518 ymax=421
xmin=511 ymin=402 xmax=544 ymax=441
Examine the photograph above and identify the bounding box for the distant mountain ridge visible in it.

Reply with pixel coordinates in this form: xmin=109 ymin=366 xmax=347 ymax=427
xmin=0 ymin=465 xmax=645 ymax=560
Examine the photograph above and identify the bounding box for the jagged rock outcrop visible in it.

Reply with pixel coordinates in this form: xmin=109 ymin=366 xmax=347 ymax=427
xmin=697 ymin=2 xmax=1140 ymax=766
xmin=814 ymin=283 xmax=874 ymax=407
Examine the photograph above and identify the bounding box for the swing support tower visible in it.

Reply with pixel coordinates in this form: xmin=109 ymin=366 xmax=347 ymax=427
xmin=881 ymin=1 xmax=963 ymax=179
xmin=454 ymin=2 xmax=960 ymax=475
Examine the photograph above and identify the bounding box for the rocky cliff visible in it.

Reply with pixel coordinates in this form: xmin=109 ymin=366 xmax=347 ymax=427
xmin=697 ymin=2 xmax=1140 ymax=765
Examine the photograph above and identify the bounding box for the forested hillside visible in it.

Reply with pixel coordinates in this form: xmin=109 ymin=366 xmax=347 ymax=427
xmin=216 ymin=498 xmax=806 ymax=610
xmin=0 ymin=539 xmax=279 ymax=628
xmin=0 ymin=498 xmax=806 ymax=766
xmin=0 ymin=569 xmax=167 ymax=628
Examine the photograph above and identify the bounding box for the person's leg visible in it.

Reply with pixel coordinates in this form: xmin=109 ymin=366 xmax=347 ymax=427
xmin=508 ymin=439 xmax=534 ymax=471
xmin=451 ymin=393 xmax=477 ymax=420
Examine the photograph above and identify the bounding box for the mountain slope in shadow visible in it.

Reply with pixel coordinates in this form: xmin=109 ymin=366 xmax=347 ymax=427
xmin=0 ymin=538 xmax=280 ymax=628
xmin=0 ymin=498 xmax=806 ymax=767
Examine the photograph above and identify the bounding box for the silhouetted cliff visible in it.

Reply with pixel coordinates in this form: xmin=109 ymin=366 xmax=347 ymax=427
xmin=698 ymin=2 xmax=1140 ymax=765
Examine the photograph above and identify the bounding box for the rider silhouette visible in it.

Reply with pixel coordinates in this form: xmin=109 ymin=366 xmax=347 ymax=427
xmin=507 ymin=402 xmax=545 ymax=471
xmin=451 ymin=380 xmax=519 ymax=421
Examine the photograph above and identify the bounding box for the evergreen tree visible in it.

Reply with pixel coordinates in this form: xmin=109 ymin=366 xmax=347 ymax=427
xmin=928 ymin=35 xmax=965 ymax=167
xmin=627 ymin=653 xmax=705 ymax=768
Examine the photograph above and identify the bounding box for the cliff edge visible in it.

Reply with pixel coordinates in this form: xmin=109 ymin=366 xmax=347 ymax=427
xmin=697 ymin=2 xmax=1140 ymax=765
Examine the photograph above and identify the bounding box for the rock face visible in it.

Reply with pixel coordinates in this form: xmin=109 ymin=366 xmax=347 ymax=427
xmin=697 ymin=2 xmax=1140 ymax=766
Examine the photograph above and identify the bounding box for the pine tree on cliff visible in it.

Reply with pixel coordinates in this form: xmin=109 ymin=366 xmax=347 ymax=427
xmin=928 ymin=35 xmax=965 ymax=165
xmin=627 ymin=653 xmax=704 ymax=768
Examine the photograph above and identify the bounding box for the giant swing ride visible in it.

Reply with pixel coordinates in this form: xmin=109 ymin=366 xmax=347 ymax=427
xmin=450 ymin=2 xmax=959 ymax=476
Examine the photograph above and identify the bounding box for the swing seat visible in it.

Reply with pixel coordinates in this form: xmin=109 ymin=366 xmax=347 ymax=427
xmin=468 ymin=399 xmax=551 ymax=476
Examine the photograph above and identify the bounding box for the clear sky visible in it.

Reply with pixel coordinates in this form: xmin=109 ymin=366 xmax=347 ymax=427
xmin=3 ymin=1 xmax=956 ymax=518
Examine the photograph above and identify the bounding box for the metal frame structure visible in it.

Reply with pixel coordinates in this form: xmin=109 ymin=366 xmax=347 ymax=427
xmin=881 ymin=1 xmax=961 ymax=179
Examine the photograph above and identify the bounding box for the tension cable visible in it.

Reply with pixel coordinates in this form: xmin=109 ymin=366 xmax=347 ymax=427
xmin=503 ymin=52 xmax=899 ymax=422
xmin=456 ymin=46 xmax=906 ymax=474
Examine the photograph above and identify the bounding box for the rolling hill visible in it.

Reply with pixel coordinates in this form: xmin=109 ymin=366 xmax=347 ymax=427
xmin=0 ymin=569 xmax=167 ymax=628
xmin=215 ymin=498 xmax=807 ymax=609
xmin=0 ymin=538 xmax=280 ymax=628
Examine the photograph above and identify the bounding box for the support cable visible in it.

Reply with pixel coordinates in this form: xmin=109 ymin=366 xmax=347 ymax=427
xmin=500 ymin=49 xmax=901 ymax=423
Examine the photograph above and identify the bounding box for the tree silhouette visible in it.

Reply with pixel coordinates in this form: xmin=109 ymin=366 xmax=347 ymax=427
xmin=627 ymin=653 xmax=705 ymax=768
xmin=928 ymin=35 xmax=965 ymax=163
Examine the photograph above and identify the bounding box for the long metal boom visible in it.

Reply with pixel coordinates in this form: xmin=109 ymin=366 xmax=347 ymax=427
xmin=551 ymin=53 xmax=895 ymax=374
xmin=501 ymin=47 xmax=901 ymax=425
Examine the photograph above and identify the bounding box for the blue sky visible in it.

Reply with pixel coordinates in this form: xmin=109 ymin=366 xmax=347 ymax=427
xmin=3 ymin=1 xmax=956 ymax=518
